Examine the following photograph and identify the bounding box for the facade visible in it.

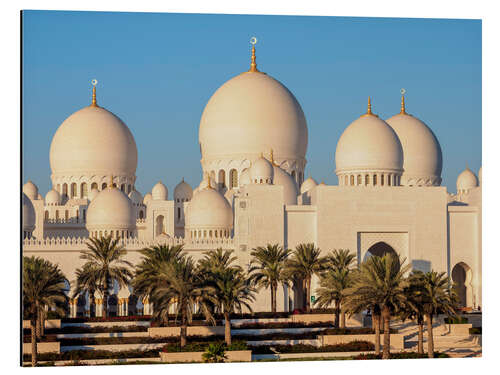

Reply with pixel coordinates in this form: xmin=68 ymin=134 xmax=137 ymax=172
xmin=22 ymin=44 xmax=482 ymax=316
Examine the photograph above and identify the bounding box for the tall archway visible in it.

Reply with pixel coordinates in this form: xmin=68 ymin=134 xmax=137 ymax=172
xmin=155 ymin=215 xmax=165 ymax=236
xmin=364 ymin=241 xmax=400 ymax=269
xmin=452 ymin=262 xmax=472 ymax=308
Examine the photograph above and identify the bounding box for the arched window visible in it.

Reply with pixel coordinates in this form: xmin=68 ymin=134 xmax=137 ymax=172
xmin=381 ymin=174 xmax=385 ymax=186
xmin=357 ymin=175 xmax=362 ymax=185
xmin=203 ymin=230 xmax=207 ymax=238
xmin=373 ymin=174 xmax=377 ymax=186
xmin=76 ymin=209 xmax=79 ymax=222
xmin=350 ymin=175 xmax=354 ymax=186
xmin=91 ymin=182 xmax=98 ymax=190
xmin=121 ymin=184 xmax=125 ymax=192
xmin=218 ymin=170 xmax=226 ymax=188
xmin=229 ymin=169 xmax=238 ymax=188
xmin=209 ymin=230 xmax=212 ymax=238
xmin=83 ymin=209 xmax=86 ymax=221
xmin=344 ymin=175 xmax=348 ymax=185
xmin=65 ymin=210 xmax=69 ymax=221
xmin=62 ymin=183 xmax=68 ymax=197
xmin=291 ymin=170 xmax=296 ymax=182
xmin=102 ymin=183 xmax=107 ymax=190
xmin=215 ymin=230 xmax=218 ymax=238
xmin=128 ymin=185 xmax=131 ymax=194
xmin=388 ymin=175 xmax=392 ymax=186
xmin=110 ymin=230 xmax=114 ymax=238
xmin=156 ymin=215 xmax=165 ymax=236
xmin=71 ymin=183 xmax=77 ymax=198
xmin=81 ymin=182 xmax=87 ymax=198
xmin=139 ymin=210 xmax=144 ymax=219
xmin=177 ymin=207 xmax=181 ymax=220
xmin=365 ymin=175 xmax=369 ymax=186
xmin=55 ymin=211 xmax=59 ymax=220
xmin=44 ymin=210 xmax=49 ymax=221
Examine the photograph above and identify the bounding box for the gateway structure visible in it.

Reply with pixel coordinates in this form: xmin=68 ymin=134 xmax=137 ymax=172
xmin=22 ymin=42 xmax=482 ymax=316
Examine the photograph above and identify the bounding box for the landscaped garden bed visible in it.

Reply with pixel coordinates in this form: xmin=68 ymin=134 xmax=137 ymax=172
xmin=23 ymin=348 xmax=161 ymax=362
xmin=353 ymin=352 xmax=450 ymax=359
xmin=252 ymin=341 xmax=374 ymax=354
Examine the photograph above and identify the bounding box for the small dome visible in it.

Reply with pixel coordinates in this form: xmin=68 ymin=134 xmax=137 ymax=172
xmin=128 ymin=189 xmax=143 ymax=205
xmin=478 ymin=166 xmax=482 ymax=186
xmin=86 ymin=186 xmax=135 ymax=232
xmin=457 ymin=167 xmax=478 ymax=193
xmin=37 ymin=193 xmax=43 ymax=201
xmin=185 ymin=187 xmax=233 ymax=230
xmin=386 ymin=104 xmax=442 ymax=186
xmin=239 ymin=168 xmax=251 ymax=187
xmin=23 ymin=180 xmax=38 ymax=201
xmin=300 ymin=177 xmax=318 ymax=194
xmin=143 ymin=192 xmax=152 ymax=205
xmin=273 ymin=165 xmax=298 ymax=205
xmin=22 ymin=193 xmax=36 ymax=233
xmin=88 ymin=188 xmax=99 ymax=202
xmin=152 ymin=181 xmax=168 ymax=201
xmin=174 ymin=179 xmax=193 ymax=202
xmin=45 ymin=189 xmax=61 ymax=205
xmin=335 ymin=102 xmax=403 ymax=176
xmin=250 ymin=156 xmax=274 ymax=184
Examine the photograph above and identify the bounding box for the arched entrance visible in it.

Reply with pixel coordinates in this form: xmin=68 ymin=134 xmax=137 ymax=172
xmin=364 ymin=241 xmax=398 ymax=260
xmin=452 ymin=262 xmax=472 ymax=308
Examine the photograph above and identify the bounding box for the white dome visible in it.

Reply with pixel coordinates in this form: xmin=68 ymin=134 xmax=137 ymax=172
xmin=23 ymin=180 xmax=38 ymax=201
xmin=86 ymin=186 xmax=135 ymax=232
xmin=45 ymin=189 xmax=61 ymax=205
xmin=335 ymin=109 xmax=403 ymax=175
xmin=128 ymin=189 xmax=143 ymax=205
xmin=22 ymin=193 xmax=36 ymax=233
xmin=273 ymin=165 xmax=298 ymax=205
xmin=239 ymin=168 xmax=251 ymax=187
xmin=457 ymin=167 xmax=478 ymax=193
xmin=300 ymin=177 xmax=318 ymax=194
xmin=50 ymin=105 xmax=137 ymax=178
xmin=185 ymin=187 xmax=233 ymax=230
xmin=174 ymin=179 xmax=193 ymax=202
xmin=37 ymin=193 xmax=43 ymax=201
xmin=386 ymin=107 xmax=442 ymax=186
xmin=152 ymin=181 xmax=168 ymax=201
xmin=143 ymin=192 xmax=152 ymax=205
xmin=199 ymin=70 xmax=308 ymax=165
xmin=88 ymin=188 xmax=99 ymax=202
xmin=250 ymin=156 xmax=274 ymax=184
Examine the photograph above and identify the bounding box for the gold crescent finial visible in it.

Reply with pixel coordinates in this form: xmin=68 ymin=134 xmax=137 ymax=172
xmin=91 ymin=79 xmax=98 ymax=107
xmin=367 ymin=96 xmax=372 ymax=115
xmin=109 ymin=175 xmax=114 ymax=189
xmin=400 ymin=88 xmax=406 ymax=114
xmin=249 ymin=37 xmax=259 ymax=72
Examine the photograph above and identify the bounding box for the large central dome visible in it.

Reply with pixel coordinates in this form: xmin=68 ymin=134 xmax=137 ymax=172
xmin=198 ymin=44 xmax=308 ymax=188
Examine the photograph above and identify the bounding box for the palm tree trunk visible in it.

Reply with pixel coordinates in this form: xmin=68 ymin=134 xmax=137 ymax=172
xmin=382 ymin=305 xmax=391 ymax=359
xmin=334 ymin=299 xmax=340 ymax=328
xmin=305 ymin=278 xmax=311 ymax=313
xmin=180 ymin=308 xmax=187 ymax=347
xmin=373 ymin=313 xmax=381 ymax=356
xmin=36 ymin=309 xmax=42 ymax=339
xmin=271 ymin=284 xmax=276 ymax=313
xmin=425 ymin=313 xmax=434 ymax=358
xmin=417 ymin=318 xmax=424 ymax=355
xmin=102 ymin=279 xmax=108 ymax=319
xmin=340 ymin=308 xmax=346 ymax=329
xmin=89 ymin=290 xmax=95 ymax=317
xmin=224 ymin=311 xmax=231 ymax=346
xmin=30 ymin=317 xmax=37 ymax=367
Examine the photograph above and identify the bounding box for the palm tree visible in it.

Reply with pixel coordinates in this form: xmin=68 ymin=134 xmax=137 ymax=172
xmin=285 ymin=243 xmax=327 ymax=312
xmin=399 ymin=271 xmax=427 ymax=355
xmin=315 ymin=249 xmax=355 ymax=327
xmin=249 ymin=244 xmax=290 ymax=313
xmin=150 ymin=255 xmax=213 ymax=347
xmin=79 ymin=235 xmax=133 ymax=318
xmin=202 ymin=342 xmax=227 ymax=363
xmin=205 ymin=266 xmax=256 ymax=345
xmin=72 ymin=263 xmax=100 ymax=317
xmin=133 ymin=244 xmax=184 ymax=323
xmin=344 ymin=253 xmax=410 ymax=359
xmin=420 ymin=271 xmax=458 ymax=358
xmin=23 ymin=256 xmax=68 ymax=367
xmin=198 ymin=248 xmax=239 ymax=274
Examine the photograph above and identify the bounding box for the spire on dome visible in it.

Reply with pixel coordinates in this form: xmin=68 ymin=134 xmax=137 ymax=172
xmin=362 ymin=96 xmax=378 ymax=117
xmin=109 ymin=175 xmax=114 ymax=189
xmin=269 ymin=148 xmax=279 ymax=166
xmin=249 ymin=37 xmax=259 ymax=72
xmin=400 ymin=88 xmax=406 ymax=114
xmin=91 ymin=79 xmax=98 ymax=107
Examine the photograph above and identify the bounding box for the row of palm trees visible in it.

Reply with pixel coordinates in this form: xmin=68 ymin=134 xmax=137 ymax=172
xmin=23 ymin=237 xmax=459 ymax=365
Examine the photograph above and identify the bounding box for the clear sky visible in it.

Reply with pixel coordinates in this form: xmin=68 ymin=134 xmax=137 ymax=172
xmin=22 ymin=10 xmax=481 ymax=195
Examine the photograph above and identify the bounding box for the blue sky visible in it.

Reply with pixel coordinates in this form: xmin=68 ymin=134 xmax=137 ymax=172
xmin=22 ymin=10 xmax=481 ymax=195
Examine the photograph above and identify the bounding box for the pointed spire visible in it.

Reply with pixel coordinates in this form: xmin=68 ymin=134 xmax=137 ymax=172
xmin=91 ymin=79 xmax=98 ymax=107
xmin=269 ymin=148 xmax=278 ymax=166
xmin=109 ymin=175 xmax=114 ymax=189
xmin=249 ymin=37 xmax=259 ymax=72
xmin=367 ymin=96 xmax=372 ymax=115
xmin=400 ymin=94 xmax=406 ymax=114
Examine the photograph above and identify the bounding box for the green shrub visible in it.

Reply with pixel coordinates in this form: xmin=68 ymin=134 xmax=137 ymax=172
xmin=322 ymin=327 xmax=398 ymax=335
xmin=202 ymin=342 xmax=227 ymax=363
xmin=469 ymin=327 xmax=482 ymax=334
xmin=252 ymin=341 xmax=373 ymax=354
xmin=353 ymin=351 xmax=450 ymax=360
xmin=444 ymin=316 xmax=468 ymax=324
xmin=162 ymin=340 xmax=247 ymax=353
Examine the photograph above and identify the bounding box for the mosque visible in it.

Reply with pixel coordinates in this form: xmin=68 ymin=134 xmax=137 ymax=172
xmin=22 ymin=41 xmax=482 ymax=317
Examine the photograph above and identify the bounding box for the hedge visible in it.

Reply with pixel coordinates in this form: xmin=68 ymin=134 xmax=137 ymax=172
xmin=353 ymin=351 xmax=450 ymax=359
xmin=444 ymin=316 xmax=469 ymax=324
xmin=162 ymin=340 xmax=248 ymax=353
xmin=252 ymin=341 xmax=374 ymax=354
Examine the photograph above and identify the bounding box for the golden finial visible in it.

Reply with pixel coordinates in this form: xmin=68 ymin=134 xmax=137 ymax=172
xmin=249 ymin=37 xmax=259 ymax=72
xmin=400 ymin=88 xmax=406 ymax=114
xmin=109 ymin=175 xmax=114 ymax=189
xmin=91 ymin=79 xmax=98 ymax=107
xmin=362 ymin=96 xmax=378 ymax=117
xmin=207 ymin=175 xmax=214 ymax=190
xmin=269 ymin=148 xmax=279 ymax=166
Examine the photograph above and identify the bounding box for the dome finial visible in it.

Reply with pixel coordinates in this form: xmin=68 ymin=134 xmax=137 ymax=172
xmin=367 ymin=96 xmax=372 ymax=115
xmin=91 ymin=79 xmax=98 ymax=107
xmin=109 ymin=175 xmax=114 ymax=189
xmin=249 ymin=37 xmax=259 ymax=72
xmin=400 ymin=88 xmax=406 ymax=114
xmin=269 ymin=148 xmax=278 ymax=166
